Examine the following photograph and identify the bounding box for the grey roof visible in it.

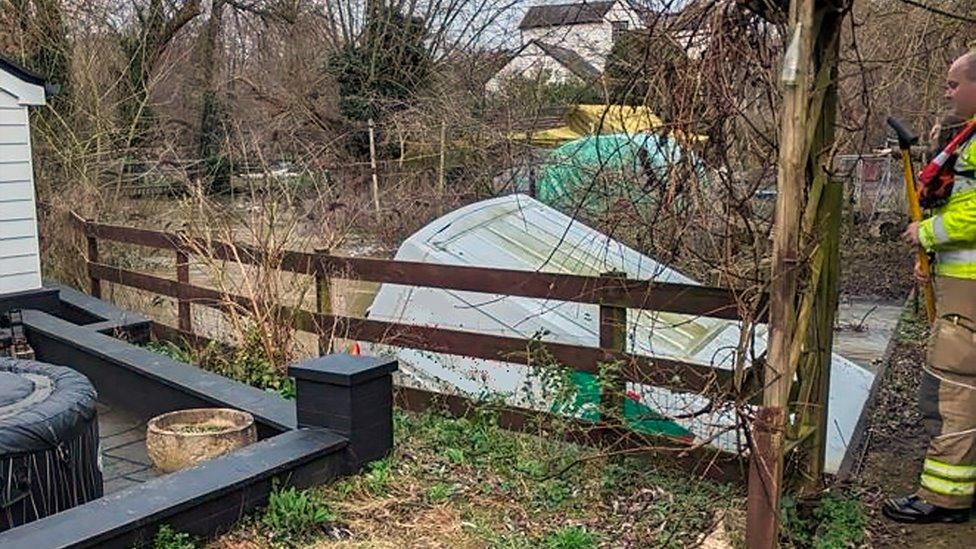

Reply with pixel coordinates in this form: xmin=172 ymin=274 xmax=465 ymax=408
xmin=0 ymin=54 xmax=46 ymax=86
xmin=518 ymin=1 xmax=616 ymax=30
xmin=531 ymin=40 xmax=601 ymax=82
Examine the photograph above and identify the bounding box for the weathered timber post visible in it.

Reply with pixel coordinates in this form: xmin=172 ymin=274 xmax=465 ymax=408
xmin=437 ymin=120 xmax=447 ymax=216
xmin=176 ymin=248 xmax=191 ymax=333
xmin=747 ymin=1 xmax=848 ymax=547
xmin=315 ymin=248 xmax=333 ymax=356
xmin=747 ymin=0 xmax=813 ymax=538
xmin=800 ymin=180 xmax=843 ymax=490
xmin=599 ymin=270 xmax=627 ymax=423
xmin=367 ymin=118 xmax=381 ymax=221
xmin=86 ymin=224 xmax=101 ymax=299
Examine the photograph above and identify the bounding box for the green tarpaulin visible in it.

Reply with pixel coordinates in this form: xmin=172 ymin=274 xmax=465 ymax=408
xmin=532 ymin=132 xmax=706 ymax=216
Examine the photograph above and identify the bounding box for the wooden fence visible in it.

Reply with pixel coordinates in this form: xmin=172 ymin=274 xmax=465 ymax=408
xmin=73 ymin=213 xmax=769 ymax=477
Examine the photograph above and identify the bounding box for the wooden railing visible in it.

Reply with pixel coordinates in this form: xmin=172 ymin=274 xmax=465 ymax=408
xmin=74 ymin=213 xmax=767 ymax=471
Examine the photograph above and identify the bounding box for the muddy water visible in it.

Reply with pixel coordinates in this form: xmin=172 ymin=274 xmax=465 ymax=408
xmin=834 ymin=298 xmax=905 ymax=373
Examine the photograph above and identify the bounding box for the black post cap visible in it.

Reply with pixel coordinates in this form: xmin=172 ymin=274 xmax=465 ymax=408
xmin=288 ymin=354 xmax=397 ymax=386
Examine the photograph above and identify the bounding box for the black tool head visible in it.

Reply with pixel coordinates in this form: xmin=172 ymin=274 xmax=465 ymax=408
xmin=886 ymin=117 xmax=919 ymax=148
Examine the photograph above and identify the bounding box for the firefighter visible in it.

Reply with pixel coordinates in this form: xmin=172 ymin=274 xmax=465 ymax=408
xmin=884 ymin=51 xmax=976 ymax=524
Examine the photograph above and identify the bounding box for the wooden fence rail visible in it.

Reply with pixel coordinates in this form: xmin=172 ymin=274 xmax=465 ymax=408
xmin=75 ymin=214 xmax=767 ymax=463
xmin=79 ymin=218 xmax=767 ymax=321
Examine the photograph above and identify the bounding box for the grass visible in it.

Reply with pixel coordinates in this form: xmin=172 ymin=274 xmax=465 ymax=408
xmin=142 ymin=337 xmax=750 ymax=546
xmin=543 ymin=525 xmax=599 ymax=548
xmin=142 ymin=339 xmax=742 ymax=547
xmin=215 ymin=408 xmax=740 ymax=548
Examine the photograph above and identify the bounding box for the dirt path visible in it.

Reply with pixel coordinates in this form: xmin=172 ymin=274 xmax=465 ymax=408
xmin=854 ymin=308 xmax=975 ymax=548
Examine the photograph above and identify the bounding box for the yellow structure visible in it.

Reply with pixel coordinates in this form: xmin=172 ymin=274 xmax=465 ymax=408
xmin=512 ymin=104 xmax=707 ymax=146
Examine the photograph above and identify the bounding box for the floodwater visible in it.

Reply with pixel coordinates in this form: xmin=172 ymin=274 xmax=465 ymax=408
xmin=833 ymin=298 xmax=905 ymax=373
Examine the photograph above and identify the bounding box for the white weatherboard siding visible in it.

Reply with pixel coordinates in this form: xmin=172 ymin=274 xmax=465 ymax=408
xmin=0 ymin=75 xmax=44 ymax=294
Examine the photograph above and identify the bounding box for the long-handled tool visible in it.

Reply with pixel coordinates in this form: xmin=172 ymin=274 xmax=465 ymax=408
xmin=887 ymin=117 xmax=936 ymax=323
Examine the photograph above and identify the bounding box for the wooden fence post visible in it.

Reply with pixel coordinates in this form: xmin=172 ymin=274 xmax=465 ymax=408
xmin=599 ymin=270 xmax=627 ymax=423
xmin=315 ymin=248 xmax=333 ymax=356
xmin=797 ymin=180 xmax=844 ymax=492
xmin=176 ymin=248 xmax=191 ymax=333
xmin=747 ymin=407 xmax=783 ymax=549
xmin=86 ymin=226 xmax=101 ymax=299
xmin=747 ymin=1 xmax=845 ymax=546
xmin=367 ymin=118 xmax=381 ymax=221
xmin=437 ymin=120 xmax=447 ymax=216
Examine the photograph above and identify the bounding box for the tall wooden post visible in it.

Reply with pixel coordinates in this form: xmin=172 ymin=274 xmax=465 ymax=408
xmin=748 ymin=1 xmax=816 ymax=547
xmin=801 ymin=180 xmax=843 ymax=490
xmin=315 ymin=248 xmax=333 ymax=356
xmin=599 ymin=270 xmax=627 ymax=423
xmin=746 ymin=1 xmax=848 ymax=546
xmin=86 ymin=230 xmax=101 ymax=299
xmin=437 ymin=120 xmax=447 ymax=216
xmin=367 ymin=118 xmax=381 ymax=221
xmin=176 ymin=249 xmax=192 ymax=333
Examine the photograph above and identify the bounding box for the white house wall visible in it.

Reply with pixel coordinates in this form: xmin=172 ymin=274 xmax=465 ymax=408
xmin=485 ymin=43 xmax=583 ymax=93
xmin=0 ymin=88 xmax=42 ymax=294
xmin=521 ymin=23 xmax=611 ymax=71
xmin=517 ymin=1 xmax=641 ymax=72
xmin=604 ymin=2 xmax=643 ymax=28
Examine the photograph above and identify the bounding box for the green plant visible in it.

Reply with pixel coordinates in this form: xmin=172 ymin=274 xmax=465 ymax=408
xmin=365 ymin=458 xmax=393 ymax=495
xmin=144 ymin=340 xmax=194 ymax=363
xmin=543 ymin=526 xmax=597 ymax=549
xmin=144 ymin=334 xmax=296 ymax=399
xmin=534 ymin=479 xmax=572 ymax=510
xmin=331 ymin=478 xmax=356 ymax=499
xmin=326 ymin=1 xmax=433 ymax=153
xmin=494 ymin=72 xmax=604 ymax=106
xmin=780 ymin=492 xmax=867 ymax=549
xmin=443 ymin=447 xmax=466 ymax=464
xmin=152 ymin=524 xmax=196 ymax=549
xmin=781 ymin=494 xmax=814 ymax=547
xmin=426 ymin=482 xmax=455 ymax=502
xmin=896 ymin=302 xmax=930 ymax=343
xmin=261 ymin=486 xmax=334 ymax=543
xmin=812 ymin=494 xmax=867 ymax=548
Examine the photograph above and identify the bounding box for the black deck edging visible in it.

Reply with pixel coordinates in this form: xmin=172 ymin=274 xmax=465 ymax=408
xmin=0 ymin=286 xmax=60 ymax=316
xmin=21 ymin=310 xmax=296 ymax=436
xmin=45 ymin=282 xmax=152 ymax=341
xmin=0 ymin=428 xmax=347 ymax=549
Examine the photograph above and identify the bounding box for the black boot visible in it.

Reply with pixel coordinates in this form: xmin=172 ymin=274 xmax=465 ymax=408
xmin=882 ymin=494 xmax=971 ymax=524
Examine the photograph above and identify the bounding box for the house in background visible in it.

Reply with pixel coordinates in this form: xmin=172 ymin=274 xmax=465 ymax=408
xmin=485 ymin=39 xmax=603 ymax=93
xmin=485 ymin=0 xmax=644 ymax=93
xmin=0 ymin=55 xmax=47 ymax=294
xmin=518 ymin=1 xmax=643 ymax=71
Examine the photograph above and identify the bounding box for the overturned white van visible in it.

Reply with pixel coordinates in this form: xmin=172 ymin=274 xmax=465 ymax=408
xmin=365 ymin=194 xmax=875 ymax=473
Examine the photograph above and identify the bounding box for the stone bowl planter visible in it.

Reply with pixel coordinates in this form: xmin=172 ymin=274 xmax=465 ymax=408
xmin=146 ymin=408 xmax=256 ymax=473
